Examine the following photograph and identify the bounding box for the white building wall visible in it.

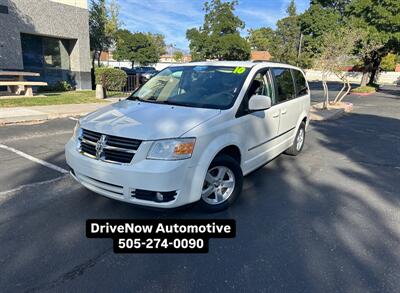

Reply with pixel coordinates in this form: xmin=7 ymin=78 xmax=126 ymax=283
xmin=305 ymin=70 xmax=400 ymax=85
xmin=49 ymin=0 xmax=87 ymax=9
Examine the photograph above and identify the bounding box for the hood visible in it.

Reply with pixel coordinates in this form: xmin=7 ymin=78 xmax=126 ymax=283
xmin=80 ymin=100 xmax=220 ymax=140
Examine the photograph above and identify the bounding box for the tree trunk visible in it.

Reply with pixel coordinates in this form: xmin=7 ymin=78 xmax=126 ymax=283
xmin=97 ymin=51 xmax=102 ymax=67
xmin=368 ymin=58 xmax=381 ymax=85
xmin=91 ymin=51 xmax=96 ymax=69
xmin=338 ymin=78 xmax=351 ymax=103
xmin=333 ymin=80 xmax=346 ymax=104
xmin=360 ymin=71 xmax=369 ymax=87
xmin=322 ymin=72 xmax=329 ymax=109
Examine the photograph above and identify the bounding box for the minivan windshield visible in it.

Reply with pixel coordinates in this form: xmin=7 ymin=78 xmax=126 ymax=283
xmin=128 ymin=65 xmax=250 ymax=109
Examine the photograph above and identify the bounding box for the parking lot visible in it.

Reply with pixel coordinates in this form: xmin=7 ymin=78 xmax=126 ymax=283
xmin=0 ymin=84 xmax=399 ymax=292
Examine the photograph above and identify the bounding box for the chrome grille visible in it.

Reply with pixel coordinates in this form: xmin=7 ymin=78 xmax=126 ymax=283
xmin=79 ymin=129 xmax=142 ymax=164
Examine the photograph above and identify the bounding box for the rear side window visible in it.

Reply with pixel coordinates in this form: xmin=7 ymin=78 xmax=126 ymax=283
xmin=292 ymin=69 xmax=308 ymax=96
xmin=272 ymin=68 xmax=295 ymax=103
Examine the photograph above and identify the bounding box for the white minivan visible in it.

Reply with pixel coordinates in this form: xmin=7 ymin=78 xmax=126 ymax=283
xmin=65 ymin=61 xmax=310 ymax=211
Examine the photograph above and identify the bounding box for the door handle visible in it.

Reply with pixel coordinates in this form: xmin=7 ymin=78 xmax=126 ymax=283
xmin=272 ymin=112 xmax=280 ymax=118
xmin=281 ymin=109 xmax=287 ymax=115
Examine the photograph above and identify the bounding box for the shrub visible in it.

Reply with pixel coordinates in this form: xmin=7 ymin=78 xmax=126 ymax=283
xmin=380 ymin=53 xmax=397 ymax=71
xmin=95 ymin=67 xmax=127 ymax=91
xmin=351 ymin=86 xmax=376 ymax=93
xmin=39 ymin=81 xmax=73 ymax=92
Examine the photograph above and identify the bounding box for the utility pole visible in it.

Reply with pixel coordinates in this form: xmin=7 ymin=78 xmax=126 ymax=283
xmin=297 ymin=33 xmax=303 ymax=66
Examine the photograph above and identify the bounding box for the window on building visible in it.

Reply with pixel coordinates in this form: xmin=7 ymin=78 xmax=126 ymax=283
xmin=21 ymin=34 xmax=72 ymax=85
xmin=21 ymin=34 xmax=71 ymax=71
xmin=0 ymin=5 xmax=8 ymax=14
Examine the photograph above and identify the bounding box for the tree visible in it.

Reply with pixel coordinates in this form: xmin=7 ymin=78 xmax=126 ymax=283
xmin=186 ymin=0 xmax=250 ymax=61
xmin=113 ymin=30 xmax=160 ymax=67
xmin=173 ymin=51 xmax=184 ymax=63
xmin=312 ymin=0 xmax=351 ymax=16
xmin=269 ymin=0 xmax=301 ymax=65
xmin=299 ymin=2 xmax=342 ymax=64
xmin=247 ymin=27 xmax=274 ymax=51
xmin=89 ymin=0 xmax=120 ymax=67
xmin=314 ymin=26 xmax=358 ymax=108
xmin=147 ymin=33 xmax=166 ymax=57
xmin=346 ymin=0 xmax=400 ymax=85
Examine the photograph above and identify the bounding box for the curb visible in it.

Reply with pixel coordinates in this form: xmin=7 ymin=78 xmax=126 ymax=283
xmin=310 ymin=108 xmax=345 ymax=121
xmin=0 ymin=108 xmax=49 ymax=125
xmin=0 ymin=111 xmax=92 ymax=125
xmin=0 ymin=101 xmax=116 ymax=125
xmin=0 ymin=114 xmax=49 ymax=124
xmin=351 ymin=92 xmax=375 ymax=96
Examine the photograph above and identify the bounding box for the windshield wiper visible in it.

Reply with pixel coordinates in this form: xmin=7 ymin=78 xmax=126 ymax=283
xmin=128 ymin=97 xmax=196 ymax=107
xmin=127 ymin=96 xmax=142 ymax=101
xmin=128 ymin=96 xmax=158 ymax=103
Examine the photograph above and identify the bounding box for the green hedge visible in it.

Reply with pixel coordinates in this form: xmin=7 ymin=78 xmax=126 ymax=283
xmin=351 ymin=86 xmax=376 ymax=93
xmin=95 ymin=67 xmax=127 ymax=91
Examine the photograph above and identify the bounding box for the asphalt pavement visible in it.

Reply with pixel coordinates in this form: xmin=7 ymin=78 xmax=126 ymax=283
xmin=0 ymin=84 xmax=399 ymax=292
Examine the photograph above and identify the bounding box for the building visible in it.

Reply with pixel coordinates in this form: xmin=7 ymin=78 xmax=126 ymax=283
xmin=159 ymin=54 xmax=192 ymax=63
xmin=0 ymin=0 xmax=91 ymax=89
xmin=250 ymin=51 xmax=271 ymax=61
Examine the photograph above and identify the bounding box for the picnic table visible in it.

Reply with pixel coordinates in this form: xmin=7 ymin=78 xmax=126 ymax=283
xmin=0 ymin=71 xmax=48 ymax=97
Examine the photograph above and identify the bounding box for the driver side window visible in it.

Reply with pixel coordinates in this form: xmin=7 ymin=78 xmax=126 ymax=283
xmin=246 ymin=70 xmax=274 ymax=105
xmin=237 ymin=69 xmax=274 ymax=117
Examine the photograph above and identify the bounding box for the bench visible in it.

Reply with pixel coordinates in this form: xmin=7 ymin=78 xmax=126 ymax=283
xmin=0 ymin=81 xmax=48 ymax=97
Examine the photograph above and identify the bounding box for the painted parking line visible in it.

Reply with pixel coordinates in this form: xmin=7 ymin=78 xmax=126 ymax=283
xmin=0 ymin=144 xmax=68 ymax=174
xmin=0 ymin=130 xmax=71 ymax=143
xmin=69 ymin=117 xmax=78 ymax=121
xmin=0 ymin=175 xmax=68 ymax=198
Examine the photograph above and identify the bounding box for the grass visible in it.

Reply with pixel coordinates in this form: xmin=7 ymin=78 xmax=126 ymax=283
xmin=0 ymin=90 xmax=125 ymax=108
xmin=351 ymin=85 xmax=377 ymax=94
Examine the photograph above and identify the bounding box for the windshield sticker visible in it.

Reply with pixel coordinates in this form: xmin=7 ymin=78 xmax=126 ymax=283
xmin=232 ymin=67 xmax=246 ymax=74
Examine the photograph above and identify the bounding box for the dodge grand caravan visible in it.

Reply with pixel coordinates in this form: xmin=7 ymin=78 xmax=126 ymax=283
xmin=65 ymin=61 xmax=310 ymax=211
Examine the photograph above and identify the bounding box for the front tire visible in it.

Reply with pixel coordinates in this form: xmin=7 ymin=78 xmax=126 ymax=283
xmin=285 ymin=122 xmax=306 ymax=156
xmin=199 ymin=155 xmax=243 ymax=212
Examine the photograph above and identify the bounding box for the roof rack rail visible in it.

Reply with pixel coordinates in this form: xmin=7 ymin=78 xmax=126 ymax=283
xmin=252 ymin=60 xmax=293 ymax=64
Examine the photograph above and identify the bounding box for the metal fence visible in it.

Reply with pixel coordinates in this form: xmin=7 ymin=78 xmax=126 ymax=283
xmin=121 ymin=74 xmax=141 ymax=95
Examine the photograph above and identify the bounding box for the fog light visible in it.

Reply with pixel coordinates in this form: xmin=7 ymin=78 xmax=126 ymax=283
xmin=156 ymin=192 xmax=164 ymax=202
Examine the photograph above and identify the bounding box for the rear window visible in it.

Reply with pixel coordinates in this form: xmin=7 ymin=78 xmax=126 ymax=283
xmin=272 ymin=68 xmax=295 ymax=103
xmin=292 ymin=69 xmax=308 ymax=96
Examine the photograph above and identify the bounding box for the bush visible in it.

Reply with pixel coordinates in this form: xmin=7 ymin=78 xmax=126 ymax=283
xmin=95 ymin=67 xmax=127 ymax=91
xmin=380 ymin=53 xmax=397 ymax=71
xmin=39 ymin=81 xmax=73 ymax=92
xmin=351 ymin=86 xmax=376 ymax=93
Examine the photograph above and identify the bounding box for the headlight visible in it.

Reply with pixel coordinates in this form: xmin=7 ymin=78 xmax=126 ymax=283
xmin=147 ymin=138 xmax=196 ymax=160
xmin=72 ymin=121 xmax=82 ymax=140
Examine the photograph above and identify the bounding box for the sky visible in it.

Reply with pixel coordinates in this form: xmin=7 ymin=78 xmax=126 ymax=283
xmin=117 ymin=0 xmax=310 ymax=51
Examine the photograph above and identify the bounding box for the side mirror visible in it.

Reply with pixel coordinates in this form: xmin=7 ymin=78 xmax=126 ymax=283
xmin=248 ymin=95 xmax=272 ymax=111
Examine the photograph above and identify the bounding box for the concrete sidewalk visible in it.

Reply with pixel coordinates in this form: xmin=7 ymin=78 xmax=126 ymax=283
xmin=0 ymin=98 xmax=120 ymax=124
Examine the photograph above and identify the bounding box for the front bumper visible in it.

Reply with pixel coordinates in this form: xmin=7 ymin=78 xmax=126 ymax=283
xmin=65 ymin=139 xmax=202 ymax=208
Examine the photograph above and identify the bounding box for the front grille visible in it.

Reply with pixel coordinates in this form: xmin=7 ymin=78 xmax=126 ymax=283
xmin=79 ymin=129 xmax=142 ymax=164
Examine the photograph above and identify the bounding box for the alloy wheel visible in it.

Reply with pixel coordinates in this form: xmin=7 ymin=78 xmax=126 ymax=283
xmin=201 ymin=166 xmax=235 ymax=205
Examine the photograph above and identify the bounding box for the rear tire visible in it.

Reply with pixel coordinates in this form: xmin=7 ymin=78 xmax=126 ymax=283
xmin=285 ymin=122 xmax=306 ymax=156
xmin=199 ymin=155 xmax=243 ymax=212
